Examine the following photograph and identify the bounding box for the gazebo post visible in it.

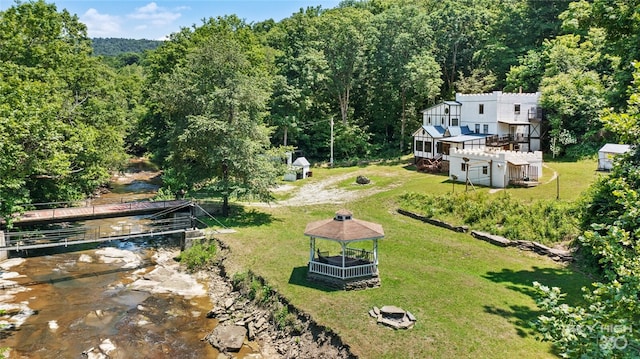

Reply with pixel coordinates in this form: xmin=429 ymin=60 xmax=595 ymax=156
xmin=374 ymin=239 xmax=379 ymax=266
xmin=341 ymin=242 xmax=346 ymax=275
xmin=310 ymin=237 xmax=316 ymax=263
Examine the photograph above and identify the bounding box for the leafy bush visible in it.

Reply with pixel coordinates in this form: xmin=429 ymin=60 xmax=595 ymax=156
xmin=273 ymin=304 xmax=297 ymax=331
xmin=178 ymin=240 xmax=216 ymax=270
xmin=232 ymin=271 xmax=273 ymax=303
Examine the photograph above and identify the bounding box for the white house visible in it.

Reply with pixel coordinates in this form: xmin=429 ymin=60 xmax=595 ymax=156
xmin=598 ymin=144 xmax=631 ymax=171
xmin=449 ymin=147 xmax=543 ymax=188
xmin=414 ymin=91 xmax=544 ymax=164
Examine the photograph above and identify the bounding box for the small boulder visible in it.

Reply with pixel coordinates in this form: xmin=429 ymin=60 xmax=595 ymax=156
xmin=356 ymin=175 xmax=370 ymax=185
xmin=207 ymin=324 xmax=247 ymax=352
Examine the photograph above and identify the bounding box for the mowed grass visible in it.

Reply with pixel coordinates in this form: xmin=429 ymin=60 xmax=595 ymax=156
xmin=214 ymin=158 xmax=596 ymax=358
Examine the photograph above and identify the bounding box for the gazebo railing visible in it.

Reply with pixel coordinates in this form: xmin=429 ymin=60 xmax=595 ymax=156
xmin=309 ymin=261 xmax=377 ymax=280
xmin=343 ymin=247 xmax=373 ymax=261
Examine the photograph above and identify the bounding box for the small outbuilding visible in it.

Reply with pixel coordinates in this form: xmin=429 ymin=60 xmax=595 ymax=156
xmin=598 ymin=144 xmax=631 ymax=171
xmin=304 ymin=209 xmax=384 ymax=290
xmin=292 ymin=157 xmax=311 ymax=179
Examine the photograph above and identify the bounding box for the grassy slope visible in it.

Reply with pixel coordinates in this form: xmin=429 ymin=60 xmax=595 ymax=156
xmin=215 ymin=158 xmax=597 ymax=358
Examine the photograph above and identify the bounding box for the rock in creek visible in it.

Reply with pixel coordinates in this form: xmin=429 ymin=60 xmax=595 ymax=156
xmin=206 ymin=324 xmax=247 ymax=352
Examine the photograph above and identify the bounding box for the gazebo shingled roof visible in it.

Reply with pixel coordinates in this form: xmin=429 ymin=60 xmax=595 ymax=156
xmin=303 ymin=209 xmax=384 ymax=242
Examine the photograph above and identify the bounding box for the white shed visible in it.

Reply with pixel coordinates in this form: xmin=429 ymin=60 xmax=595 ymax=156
xmin=292 ymin=157 xmax=311 ymax=179
xmin=598 ymin=144 xmax=631 ymax=171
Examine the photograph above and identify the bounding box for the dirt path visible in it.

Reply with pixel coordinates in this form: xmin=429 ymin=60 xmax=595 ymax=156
xmin=265 ymin=173 xmax=394 ymax=207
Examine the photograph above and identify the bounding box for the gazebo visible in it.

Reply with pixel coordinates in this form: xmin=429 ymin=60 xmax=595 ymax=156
xmin=303 ymin=209 xmax=384 ymax=290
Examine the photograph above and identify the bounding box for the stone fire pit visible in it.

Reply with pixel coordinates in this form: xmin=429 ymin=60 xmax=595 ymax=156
xmin=369 ymin=305 xmax=416 ymax=330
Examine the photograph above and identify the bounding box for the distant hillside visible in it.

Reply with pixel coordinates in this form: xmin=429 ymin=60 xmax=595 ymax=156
xmin=92 ymin=37 xmax=163 ymax=56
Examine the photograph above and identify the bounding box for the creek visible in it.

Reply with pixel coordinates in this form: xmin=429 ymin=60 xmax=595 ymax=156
xmin=0 ymin=162 xmax=223 ymax=358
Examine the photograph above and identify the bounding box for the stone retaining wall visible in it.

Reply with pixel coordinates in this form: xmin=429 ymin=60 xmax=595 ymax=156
xmin=398 ymin=209 xmax=573 ymax=262
xmin=307 ymin=272 xmax=381 ymax=291
xmin=397 ymin=209 xmax=468 ymax=233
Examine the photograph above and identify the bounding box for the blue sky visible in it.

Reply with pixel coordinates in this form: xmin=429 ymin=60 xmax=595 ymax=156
xmin=0 ymin=0 xmax=341 ymax=40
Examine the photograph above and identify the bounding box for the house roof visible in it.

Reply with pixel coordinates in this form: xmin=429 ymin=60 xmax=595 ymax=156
xmin=498 ymin=119 xmax=531 ymax=125
xmin=599 ymin=143 xmax=631 ymax=154
xmin=420 ymin=101 xmax=461 ymax=113
xmin=420 ymin=125 xmax=446 ymax=138
xmin=445 ymin=125 xmax=473 ymax=136
xmin=440 ymin=134 xmax=487 ymax=143
xmin=304 ymin=210 xmax=385 ymax=242
xmin=508 ymin=158 xmax=530 ymax=166
xmin=292 ymin=157 xmax=310 ymax=167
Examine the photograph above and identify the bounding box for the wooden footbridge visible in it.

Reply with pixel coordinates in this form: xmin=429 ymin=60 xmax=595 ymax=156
xmin=0 ymin=199 xmax=206 ymax=253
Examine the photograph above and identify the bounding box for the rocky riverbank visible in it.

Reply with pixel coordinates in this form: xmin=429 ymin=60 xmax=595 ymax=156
xmin=201 ymin=237 xmax=356 ymax=359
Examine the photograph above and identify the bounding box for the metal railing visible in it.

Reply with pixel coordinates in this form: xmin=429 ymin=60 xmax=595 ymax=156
xmin=2 ymin=217 xmax=192 ymax=251
xmin=10 ymin=200 xmax=189 ymax=224
xmin=343 ymin=248 xmax=373 ymax=262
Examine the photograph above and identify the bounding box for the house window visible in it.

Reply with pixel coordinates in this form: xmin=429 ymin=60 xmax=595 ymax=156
xmin=436 ymin=142 xmax=443 ymax=153
xmin=441 ymin=118 xmax=444 ymax=125
xmin=479 ymin=104 xmax=484 ymax=114
xmin=475 ymin=124 xmax=480 ymax=133
xmin=461 ymin=163 xmax=467 ymax=171
xmin=483 ymin=124 xmax=489 ymax=133
xmin=452 ymin=118 xmax=459 ymax=126
xmin=514 ymin=104 xmax=521 ymax=114
xmin=482 ymin=166 xmax=488 ymax=175
xmin=444 ymin=107 xmax=449 ymax=114
xmin=415 ymin=140 xmax=424 ymax=152
xmin=428 ymin=116 xmax=431 ymax=124
xmin=425 ymin=141 xmax=432 ymax=152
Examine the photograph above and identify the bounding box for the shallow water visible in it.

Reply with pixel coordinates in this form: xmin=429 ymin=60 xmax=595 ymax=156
xmin=0 ymin=239 xmax=219 ymax=358
xmin=1 ymin=161 xmax=221 ymax=358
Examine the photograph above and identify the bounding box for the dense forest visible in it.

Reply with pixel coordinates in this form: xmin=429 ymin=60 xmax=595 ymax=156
xmin=1 ymin=1 xmax=639 ymax=355
xmin=91 ymin=37 xmax=162 ymax=56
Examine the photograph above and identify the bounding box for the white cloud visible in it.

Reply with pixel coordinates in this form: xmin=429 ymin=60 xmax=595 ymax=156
xmin=128 ymin=2 xmax=182 ymax=26
xmin=81 ymin=8 xmax=122 ymax=37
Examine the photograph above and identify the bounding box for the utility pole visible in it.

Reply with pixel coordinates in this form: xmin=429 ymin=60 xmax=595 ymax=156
xmin=330 ymin=117 xmax=334 ymax=167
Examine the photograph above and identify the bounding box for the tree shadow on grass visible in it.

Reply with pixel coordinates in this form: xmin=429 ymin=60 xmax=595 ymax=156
xmin=482 ymin=265 xmax=592 ymax=339
xmin=215 ymin=206 xmax=278 ymax=228
xmin=287 ymin=266 xmax=340 ymax=292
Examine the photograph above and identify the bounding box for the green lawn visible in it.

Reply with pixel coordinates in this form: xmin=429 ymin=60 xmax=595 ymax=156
xmin=214 ymin=158 xmax=596 ymax=358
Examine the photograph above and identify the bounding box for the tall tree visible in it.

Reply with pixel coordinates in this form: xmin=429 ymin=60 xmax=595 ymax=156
xmin=147 ymin=20 xmax=283 ymax=216
xmin=0 ymin=0 xmax=130 ymax=224
xmin=364 ymin=4 xmax=441 ymax=152
xmin=427 ymin=0 xmax=496 ymax=97
xmin=538 ymin=34 xmax=610 ymax=156
xmin=317 ymin=7 xmax=372 ymax=124
xmin=263 ymin=7 xmax=328 ymax=156
xmin=476 ymin=0 xmax=570 ymax=89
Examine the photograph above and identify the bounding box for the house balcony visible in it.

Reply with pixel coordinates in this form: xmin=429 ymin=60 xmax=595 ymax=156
xmin=486 ymin=134 xmax=529 ymax=147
